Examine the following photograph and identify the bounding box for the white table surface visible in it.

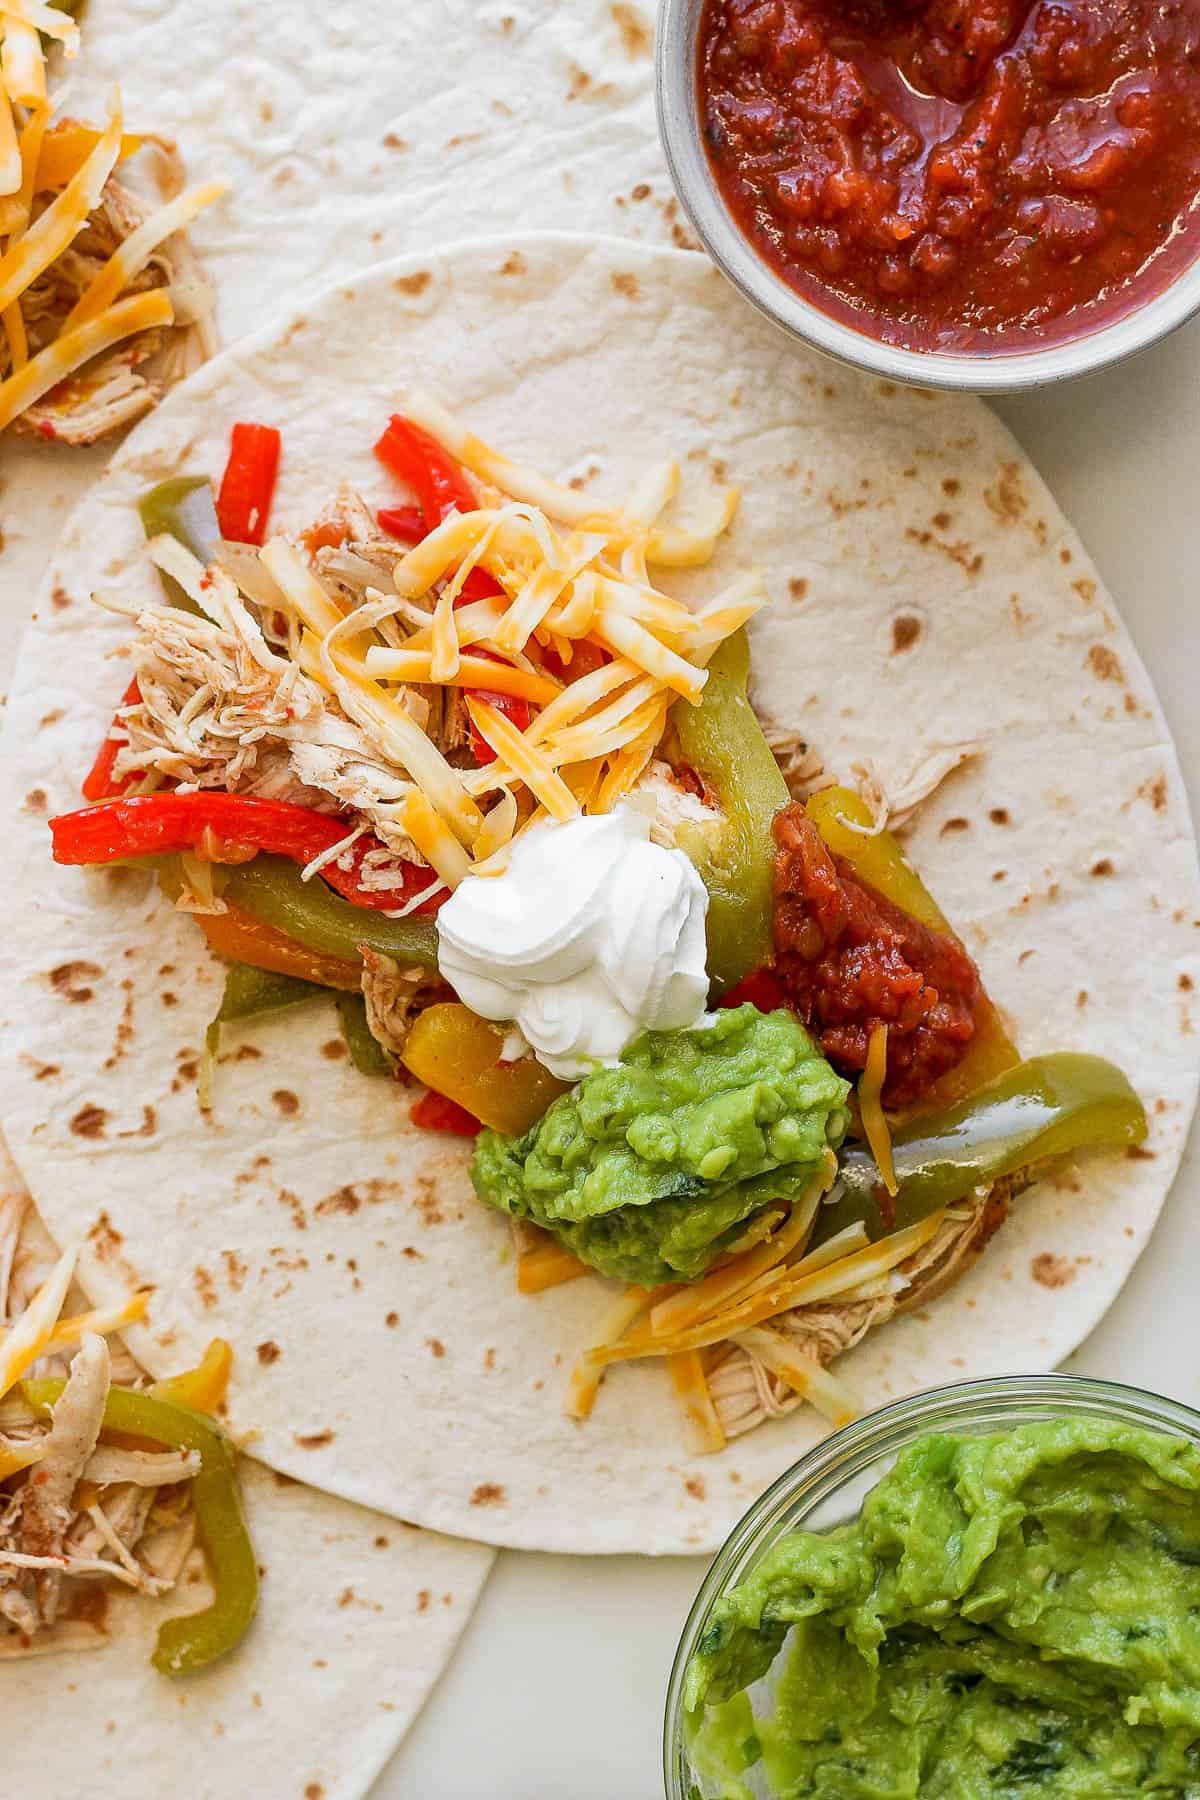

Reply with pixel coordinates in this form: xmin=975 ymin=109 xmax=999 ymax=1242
xmin=2 ymin=314 xmax=1197 ymax=1800
xmin=380 ymin=316 xmax=1200 ymax=1798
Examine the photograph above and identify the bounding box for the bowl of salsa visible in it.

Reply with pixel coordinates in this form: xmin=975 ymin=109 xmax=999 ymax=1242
xmin=656 ymin=0 xmax=1200 ymax=389
xmin=665 ymin=1374 xmax=1200 ymax=1796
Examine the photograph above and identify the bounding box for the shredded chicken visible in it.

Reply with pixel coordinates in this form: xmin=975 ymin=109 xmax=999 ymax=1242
xmin=0 ymin=1192 xmax=215 ymax=1658
xmin=848 ymin=742 xmax=984 ymax=837
xmin=763 ymin=726 xmax=832 ymax=804
xmin=11 ymin=175 xmax=217 ymax=445
xmin=360 ymin=948 xmax=447 ymax=1059
xmin=3 ymin=1333 xmax=110 ymax=1630
xmin=709 ymin=1185 xmax=1013 ymax=1440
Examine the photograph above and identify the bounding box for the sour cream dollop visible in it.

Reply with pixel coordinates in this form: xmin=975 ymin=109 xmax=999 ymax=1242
xmin=436 ymin=807 xmax=710 ymax=1081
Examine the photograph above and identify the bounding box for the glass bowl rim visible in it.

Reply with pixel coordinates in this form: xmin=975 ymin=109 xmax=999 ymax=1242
xmin=663 ymin=1372 xmax=1200 ymax=1798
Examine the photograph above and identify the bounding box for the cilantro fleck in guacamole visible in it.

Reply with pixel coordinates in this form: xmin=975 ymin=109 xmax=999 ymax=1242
xmin=684 ymin=1418 xmax=1200 ymax=1798
xmin=470 ymin=1005 xmax=850 ymax=1287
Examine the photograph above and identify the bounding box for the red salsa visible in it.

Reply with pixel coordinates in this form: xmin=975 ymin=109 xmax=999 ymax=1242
xmin=699 ymin=0 xmax=1200 ymax=351
xmin=770 ymin=804 xmax=980 ymax=1106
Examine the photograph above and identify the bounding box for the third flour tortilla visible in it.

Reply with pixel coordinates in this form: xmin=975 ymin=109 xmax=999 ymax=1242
xmin=1 ymin=235 xmax=1196 ymax=1553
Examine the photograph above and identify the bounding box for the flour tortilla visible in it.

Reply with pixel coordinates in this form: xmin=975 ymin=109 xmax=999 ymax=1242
xmin=0 ymin=235 xmax=1196 ymax=1554
xmin=0 ymin=1144 xmax=492 ymax=1798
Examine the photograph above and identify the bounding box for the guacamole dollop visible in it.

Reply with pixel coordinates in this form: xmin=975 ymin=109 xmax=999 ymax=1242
xmin=470 ymin=1005 xmax=849 ymax=1287
xmin=684 ymin=1418 xmax=1200 ymax=1798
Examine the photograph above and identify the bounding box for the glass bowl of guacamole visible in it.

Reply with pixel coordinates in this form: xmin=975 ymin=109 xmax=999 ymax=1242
xmin=666 ymin=1375 xmax=1200 ymax=1799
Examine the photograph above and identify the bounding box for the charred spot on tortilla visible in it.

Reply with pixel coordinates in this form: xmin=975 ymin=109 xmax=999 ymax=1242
xmin=70 ymin=1103 xmax=109 ymax=1139
xmin=989 ymin=808 xmax=1011 ymax=825
xmin=1088 ymin=644 xmax=1124 ymax=682
xmin=257 ymin=1341 xmax=281 ymax=1364
xmin=393 ymin=271 xmax=431 ymax=297
xmin=49 ymin=959 xmax=102 ymax=1003
xmin=321 ymin=1038 xmax=348 ymax=1060
xmin=50 ymin=584 xmax=71 ymax=611
xmin=1092 ymin=859 xmax=1116 ymax=877
xmin=611 ymin=2 xmax=652 ymax=56
xmin=386 ymin=1312 xmax=399 ymax=1328
xmin=23 ymin=788 xmax=47 ymax=814
xmin=685 ymin=1477 xmax=707 ymax=1501
xmin=271 ymin=1088 xmax=301 ymax=1116
xmin=295 ymin=1430 xmax=334 ymax=1450
xmin=611 ymin=271 xmax=639 ymax=300
xmin=940 ymin=817 xmax=969 ymax=835
xmin=427 ymin=1337 xmax=446 ymax=1358
xmin=470 ymin=1483 xmax=506 ymax=1507
xmin=1031 ymin=1252 xmax=1076 ymax=1289
xmin=891 ymin=614 xmax=922 ymax=654
xmin=788 ymin=577 xmax=809 ymax=600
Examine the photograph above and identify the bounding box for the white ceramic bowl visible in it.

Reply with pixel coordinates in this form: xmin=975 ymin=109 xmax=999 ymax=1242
xmin=656 ymin=0 xmax=1200 ymax=393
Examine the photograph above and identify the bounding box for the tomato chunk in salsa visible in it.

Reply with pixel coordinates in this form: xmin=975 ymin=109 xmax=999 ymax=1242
xmin=699 ymin=0 xmax=1200 ymax=351
xmin=771 ymin=803 xmax=980 ymax=1107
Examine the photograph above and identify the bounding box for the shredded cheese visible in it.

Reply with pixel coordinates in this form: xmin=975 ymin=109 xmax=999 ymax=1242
xmin=0 ymin=1 xmax=80 ymax=52
xmin=649 ymin=1175 xmax=827 ymax=1339
xmin=0 ymin=86 xmax=18 ymax=195
xmin=43 ymin=1288 xmax=149 ymax=1356
xmin=0 ymin=92 xmax=121 ymax=315
xmin=60 ymin=177 xmax=226 ymax=333
xmin=564 ymin=1287 xmax=653 ymax=1421
xmin=0 ymin=286 xmax=173 ymax=432
xmin=0 ymin=14 xmax=43 ymax=107
xmin=363 ymin=646 xmax=561 ymax=705
xmin=516 ymin=1237 xmax=589 ymax=1295
xmin=400 ymin=789 xmax=473 ymax=888
xmin=668 ymin=1349 xmax=726 ymax=1455
xmin=860 ymin=1024 xmax=899 ymax=1198
xmin=466 ymin=696 xmax=578 ymax=823
xmin=0 ymin=1241 xmax=77 ymax=1398
xmin=590 ymin=1211 xmax=947 ymax=1364
xmin=731 ymin=1326 xmax=860 ymax=1428
xmin=591 ymin=604 xmax=707 ymax=702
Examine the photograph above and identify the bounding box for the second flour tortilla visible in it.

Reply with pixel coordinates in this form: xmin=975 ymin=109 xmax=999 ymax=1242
xmin=1 ymin=235 xmax=1196 ymax=1553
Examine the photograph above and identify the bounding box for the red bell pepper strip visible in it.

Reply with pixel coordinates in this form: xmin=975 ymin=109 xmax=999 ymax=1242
xmin=409 ymin=1090 xmax=481 ymax=1137
xmin=49 ymin=793 xmax=444 ymax=915
xmin=374 ymin=416 xmax=477 ymax=527
xmin=81 ymin=676 xmax=142 ymax=802
xmin=377 ymin=503 xmax=428 ymax=544
xmin=216 ymin=423 xmax=282 ymax=547
xmin=716 ymin=966 xmax=790 ymax=1014
xmin=465 ymin=648 xmax=532 ymax=766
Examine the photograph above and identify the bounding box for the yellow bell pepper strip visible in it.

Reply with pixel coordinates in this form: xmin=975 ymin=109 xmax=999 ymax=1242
xmin=35 ymin=119 xmax=144 ymax=193
xmin=137 ymin=476 xmax=220 ymax=616
xmin=194 ymin=901 xmax=364 ymax=991
xmin=806 ymin=786 xmax=1018 ymax=1108
xmin=151 ymin=1338 xmax=233 ymax=1414
xmin=402 ymin=1002 xmax=568 ymax=1136
xmin=22 ymin=1379 xmax=257 ymax=1676
xmin=336 ymin=991 xmax=395 ymax=1077
xmin=815 ymin=1051 xmax=1147 ymax=1247
xmin=671 ymin=628 xmax=789 ymax=994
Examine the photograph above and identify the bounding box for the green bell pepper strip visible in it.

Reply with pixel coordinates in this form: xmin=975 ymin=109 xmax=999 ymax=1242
xmin=21 ymin=1380 xmax=258 ymax=1676
xmin=671 ymin=629 xmax=789 ymax=994
xmin=211 ymin=962 xmax=325 ymax=1026
xmin=138 ymin=476 xmax=222 ymax=616
xmin=815 ymin=1052 xmax=1148 ymax=1246
xmin=220 ymin=854 xmax=440 ymax=969
xmin=337 ymin=991 xmax=396 ymax=1077
xmin=205 ymin=964 xmax=328 ymax=1090
xmin=155 ymin=853 xmax=440 ymax=971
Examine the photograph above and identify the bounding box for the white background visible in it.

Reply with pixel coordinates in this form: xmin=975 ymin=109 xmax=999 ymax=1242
xmin=384 ymin=318 xmax=1200 ymax=1797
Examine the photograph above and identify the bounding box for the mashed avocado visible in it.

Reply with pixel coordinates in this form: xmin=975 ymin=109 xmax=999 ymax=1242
xmin=685 ymin=1419 xmax=1200 ymax=1798
xmin=470 ymin=1005 xmax=849 ymax=1286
